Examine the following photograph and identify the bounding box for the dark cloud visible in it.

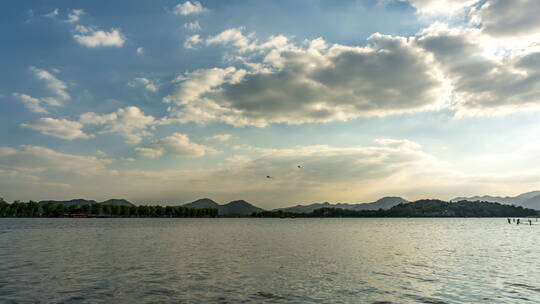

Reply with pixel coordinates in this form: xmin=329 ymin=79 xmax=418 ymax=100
xmin=169 ymin=33 xmax=449 ymax=126
xmin=473 ymin=0 xmax=540 ymax=37
xmin=416 ymin=26 xmax=540 ymax=114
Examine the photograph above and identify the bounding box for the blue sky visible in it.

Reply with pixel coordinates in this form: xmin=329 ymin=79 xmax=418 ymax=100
xmin=2 ymin=0 xmax=540 ymax=208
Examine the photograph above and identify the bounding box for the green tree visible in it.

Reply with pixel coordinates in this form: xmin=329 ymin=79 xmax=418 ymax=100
xmin=129 ymin=206 xmax=138 ymax=217
xmin=102 ymin=204 xmax=112 ymax=215
xmin=26 ymin=201 xmax=40 ymax=217
xmin=165 ymin=206 xmax=173 ymax=217
xmin=110 ymin=205 xmax=120 ymax=216
xmin=155 ymin=205 xmax=164 ymax=217
xmin=120 ymin=205 xmax=128 ymax=216
xmin=42 ymin=203 xmax=56 ymax=216
xmin=81 ymin=204 xmax=90 ymax=214
xmin=0 ymin=199 xmax=8 ymax=216
xmin=91 ymin=203 xmax=102 ymax=215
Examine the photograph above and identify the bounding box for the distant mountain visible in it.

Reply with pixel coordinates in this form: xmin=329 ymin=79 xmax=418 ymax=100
xmin=183 ymin=199 xmax=264 ymax=215
xmin=451 ymin=191 xmax=540 ymax=210
xmin=450 ymin=195 xmax=519 ymax=205
xmin=520 ymin=195 xmax=540 ymax=210
xmin=352 ymin=197 xmax=409 ymax=211
xmin=221 ymin=200 xmax=264 ymax=215
xmin=100 ymin=199 xmax=135 ymax=207
xmin=276 ymin=196 xmax=408 ymax=213
xmin=39 ymin=198 xmax=134 ymax=207
xmin=514 ymin=191 xmax=540 ymax=201
xmin=277 ymin=202 xmax=335 ymax=213
xmin=257 ymin=199 xmax=538 ymax=218
xmin=183 ymin=198 xmax=221 ymax=209
xmin=39 ymin=199 xmax=97 ymax=206
xmin=384 ymin=200 xmax=537 ymax=217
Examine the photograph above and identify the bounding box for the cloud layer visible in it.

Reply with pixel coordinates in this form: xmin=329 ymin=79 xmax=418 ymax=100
xmin=171 ymin=30 xmax=451 ymax=126
xmin=472 ymin=0 xmax=540 ymax=38
xmin=169 ymin=15 xmax=540 ymax=125
xmin=136 ymin=132 xmax=218 ymax=158
xmin=7 ymin=0 xmax=540 ymax=206
xmin=21 ymin=118 xmax=93 ymax=140
xmin=29 ymin=66 xmax=69 ymax=105
xmin=73 ymin=26 xmax=125 ymax=48
xmin=13 ymin=93 xmax=48 ymax=114
xmin=174 ymin=1 xmax=208 ymax=16
xmin=79 ymin=106 xmax=156 ymax=144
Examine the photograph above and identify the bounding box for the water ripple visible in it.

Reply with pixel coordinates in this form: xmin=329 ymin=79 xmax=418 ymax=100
xmin=1 ymin=218 xmax=540 ymax=303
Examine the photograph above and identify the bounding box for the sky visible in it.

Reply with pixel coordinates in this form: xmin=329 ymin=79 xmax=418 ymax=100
xmin=2 ymin=0 xmax=540 ymax=208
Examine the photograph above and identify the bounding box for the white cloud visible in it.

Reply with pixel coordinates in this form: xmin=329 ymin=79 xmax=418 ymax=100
xmin=12 ymin=93 xmax=48 ymax=114
xmin=0 ymin=145 xmax=112 ymax=177
xmin=164 ymin=67 xmax=242 ymax=104
xmin=79 ymin=106 xmax=156 ymax=144
xmin=471 ymin=0 xmax=540 ymax=39
xmin=404 ymin=0 xmax=540 ymax=40
xmin=29 ymin=66 xmax=70 ymax=104
xmin=226 ymin=155 xmax=251 ymax=163
xmin=21 ymin=118 xmax=93 ymax=140
xmin=25 ymin=9 xmax=34 ymax=24
xmin=402 ymin=0 xmax=478 ymax=15
xmin=174 ymin=1 xmax=208 ymax=16
xmin=136 ymin=132 xmax=219 ymax=158
xmin=202 ymin=27 xmax=294 ymax=54
xmin=13 ymin=67 xmax=68 ymax=113
xmin=168 ymin=22 xmax=540 ymax=122
xmin=136 ymin=47 xmax=144 ymax=54
xmin=184 ymin=21 xmax=201 ymax=31
xmin=109 ymin=138 xmax=455 ymax=207
xmin=167 ymin=30 xmax=450 ymax=126
xmin=4 ymin=138 xmax=540 ymax=208
xmin=45 ymin=8 xmax=59 ymax=18
xmin=416 ymin=25 xmax=540 ymax=115
xmin=73 ymin=27 xmax=125 ymax=48
xmin=205 ymin=133 xmax=232 ymax=142
xmin=129 ymin=77 xmax=158 ymax=92
xmin=206 ymin=27 xmax=258 ymax=52
xmin=66 ymin=9 xmax=84 ymax=23
xmin=184 ymin=34 xmax=202 ymax=49
xmin=225 ymin=139 xmax=439 ymax=184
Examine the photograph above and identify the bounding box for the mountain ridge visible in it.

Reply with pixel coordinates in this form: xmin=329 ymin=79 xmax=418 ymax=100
xmin=275 ymin=196 xmax=409 ymax=213
xmin=183 ymin=198 xmax=263 ymax=215
xmin=39 ymin=198 xmax=135 ymax=207
xmin=451 ymin=191 xmax=540 ymax=210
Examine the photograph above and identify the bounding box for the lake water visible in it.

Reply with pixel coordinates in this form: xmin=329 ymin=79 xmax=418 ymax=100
xmin=1 ymin=218 xmax=539 ymax=303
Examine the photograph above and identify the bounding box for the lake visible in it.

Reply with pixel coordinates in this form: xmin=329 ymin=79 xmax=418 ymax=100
xmin=1 ymin=218 xmax=539 ymax=303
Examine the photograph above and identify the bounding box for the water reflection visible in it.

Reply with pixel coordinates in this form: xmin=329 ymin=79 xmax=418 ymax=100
xmin=0 ymin=218 xmax=539 ymax=303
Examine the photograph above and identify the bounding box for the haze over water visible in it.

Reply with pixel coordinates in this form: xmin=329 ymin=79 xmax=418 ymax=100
xmin=1 ymin=218 xmax=539 ymax=303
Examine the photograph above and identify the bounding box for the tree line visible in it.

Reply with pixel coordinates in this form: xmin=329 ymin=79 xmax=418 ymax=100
xmin=0 ymin=198 xmax=218 ymax=218
xmin=253 ymin=200 xmax=539 ymax=218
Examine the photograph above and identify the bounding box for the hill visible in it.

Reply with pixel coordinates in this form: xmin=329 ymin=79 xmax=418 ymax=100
xmin=39 ymin=199 xmax=97 ymax=206
xmin=39 ymin=198 xmax=134 ymax=206
xmin=352 ymin=197 xmax=409 ymax=211
xmin=451 ymin=191 xmax=540 ymax=210
xmin=450 ymin=195 xmax=518 ymax=205
xmin=383 ymin=200 xmax=537 ymax=217
xmin=520 ymin=195 xmax=540 ymax=210
xmin=183 ymin=199 xmax=264 ymax=216
xmin=255 ymin=199 xmax=537 ymax=218
xmin=221 ymin=200 xmax=264 ymax=215
xmin=183 ymin=198 xmax=221 ymax=209
xmin=276 ymin=196 xmax=408 ymax=213
xmin=100 ymin=199 xmax=135 ymax=207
